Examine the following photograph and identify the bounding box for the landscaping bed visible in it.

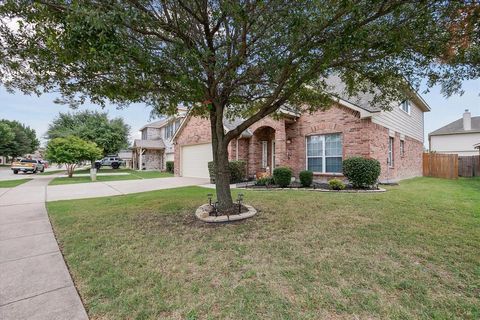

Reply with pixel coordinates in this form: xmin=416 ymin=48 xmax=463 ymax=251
xmin=47 ymin=177 xmax=480 ymax=319
xmin=241 ymin=181 xmax=385 ymax=192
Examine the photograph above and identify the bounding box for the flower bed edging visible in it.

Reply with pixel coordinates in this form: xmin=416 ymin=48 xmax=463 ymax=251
xmin=237 ymin=187 xmax=386 ymax=193
xmin=195 ymin=204 xmax=258 ymax=223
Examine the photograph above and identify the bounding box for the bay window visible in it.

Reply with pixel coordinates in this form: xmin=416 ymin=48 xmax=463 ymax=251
xmin=306 ymin=133 xmax=342 ymax=173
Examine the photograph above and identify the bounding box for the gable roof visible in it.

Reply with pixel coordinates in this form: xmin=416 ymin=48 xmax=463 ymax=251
xmin=324 ymin=75 xmax=431 ymax=113
xmin=429 ymin=116 xmax=480 ymax=136
xmin=133 ymin=139 xmax=165 ymax=150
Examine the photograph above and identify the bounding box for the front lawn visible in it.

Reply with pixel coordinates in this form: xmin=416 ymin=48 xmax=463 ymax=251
xmin=49 ymin=169 xmax=173 ymax=185
xmin=0 ymin=178 xmax=31 ymax=188
xmin=47 ymin=177 xmax=480 ymax=319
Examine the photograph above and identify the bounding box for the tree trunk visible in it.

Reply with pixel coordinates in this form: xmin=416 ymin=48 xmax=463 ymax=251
xmin=67 ymin=164 xmax=73 ymax=178
xmin=210 ymin=110 xmax=234 ymax=211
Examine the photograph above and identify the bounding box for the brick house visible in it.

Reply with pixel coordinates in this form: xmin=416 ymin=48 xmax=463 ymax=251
xmin=173 ymin=84 xmax=430 ymax=182
xmin=132 ymin=108 xmax=187 ymax=170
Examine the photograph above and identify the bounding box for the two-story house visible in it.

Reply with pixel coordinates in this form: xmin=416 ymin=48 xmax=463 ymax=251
xmin=132 ymin=108 xmax=187 ymax=170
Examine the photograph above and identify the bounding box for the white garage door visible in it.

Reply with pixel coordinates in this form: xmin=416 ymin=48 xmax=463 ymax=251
xmin=181 ymin=143 xmax=213 ymax=178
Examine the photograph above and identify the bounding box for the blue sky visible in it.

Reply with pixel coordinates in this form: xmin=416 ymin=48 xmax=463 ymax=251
xmin=0 ymin=80 xmax=479 ymax=147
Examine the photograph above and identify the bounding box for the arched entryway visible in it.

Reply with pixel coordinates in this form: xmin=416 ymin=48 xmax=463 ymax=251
xmin=250 ymin=126 xmax=276 ymax=176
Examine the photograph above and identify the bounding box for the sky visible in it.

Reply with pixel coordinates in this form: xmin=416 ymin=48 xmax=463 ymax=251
xmin=0 ymin=79 xmax=479 ymax=148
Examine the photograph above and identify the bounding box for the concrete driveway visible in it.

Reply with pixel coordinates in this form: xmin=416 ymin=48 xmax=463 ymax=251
xmin=46 ymin=176 xmax=209 ymax=201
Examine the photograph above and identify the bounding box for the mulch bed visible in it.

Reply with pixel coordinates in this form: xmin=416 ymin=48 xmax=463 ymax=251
xmin=205 ymin=203 xmax=250 ymax=217
xmin=243 ymin=181 xmax=380 ymax=191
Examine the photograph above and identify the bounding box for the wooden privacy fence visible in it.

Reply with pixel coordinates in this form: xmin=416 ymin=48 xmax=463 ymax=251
xmin=458 ymin=155 xmax=480 ymax=177
xmin=423 ymin=153 xmax=458 ymax=179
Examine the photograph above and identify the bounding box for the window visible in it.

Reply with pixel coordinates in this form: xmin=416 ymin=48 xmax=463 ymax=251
xmin=164 ymin=122 xmax=175 ymax=139
xmin=400 ymin=100 xmax=411 ymax=114
xmin=141 ymin=130 xmax=147 ymax=140
xmin=261 ymin=141 xmax=268 ymax=168
xmin=388 ymin=137 xmax=394 ymax=167
xmin=306 ymin=133 xmax=342 ymax=173
xmin=400 ymin=140 xmax=405 ymax=157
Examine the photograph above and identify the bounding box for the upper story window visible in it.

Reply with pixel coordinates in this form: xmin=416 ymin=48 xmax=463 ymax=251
xmin=164 ymin=122 xmax=175 ymax=139
xmin=141 ymin=129 xmax=147 ymax=140
xmin=400 ymin=100 xmax=411 ymax=114
xmin=306 ymin=133 xmax=342 ymax=173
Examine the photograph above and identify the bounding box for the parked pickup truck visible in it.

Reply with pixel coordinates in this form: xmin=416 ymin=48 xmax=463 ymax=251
xmin=11 ymin=159 xmax=45 ymax=174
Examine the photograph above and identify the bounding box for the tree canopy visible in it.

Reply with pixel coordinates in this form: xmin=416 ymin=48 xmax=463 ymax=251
xmin=45 ymin=136 xmax=103 ymax=177
xmin=46 ymin=110 xmax=130 ymax=156
xmin=0 ymin=119 xmax=39 ymax=159
xmin=0 ymin=1 xmax=478 ymax=209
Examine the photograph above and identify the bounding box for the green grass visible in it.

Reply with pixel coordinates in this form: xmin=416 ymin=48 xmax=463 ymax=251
xmin=0 ymin=178 xmax=31 ymax=188
xmin=49 ymin=169 xmax=173 ymax=185
xmin=47 ymin=177 xmax=480 ymax=320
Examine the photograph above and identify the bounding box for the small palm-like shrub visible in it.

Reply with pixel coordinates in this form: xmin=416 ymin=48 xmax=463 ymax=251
xmin=299 ymin=170 xmax=313 ymax=187
xmin=273 ymin=167 xmax=292 ymax=187
xmin=255 ymin=176 xmax=274 ymax=186
xmin=166 ymin=161 xmax=174 ymax=173
xmin=342 ymin=157 xmax=381 ymax=188
xmin=328 ymin=178 xmax=346 ymax=190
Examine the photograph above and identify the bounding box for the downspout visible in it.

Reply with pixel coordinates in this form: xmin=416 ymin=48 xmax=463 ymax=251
xmin=236 ymin=138 xmax=239 ymax=161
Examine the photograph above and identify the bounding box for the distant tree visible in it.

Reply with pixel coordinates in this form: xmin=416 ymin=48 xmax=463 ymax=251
xmin=46 ymin=111 xmax=130 ymax=156
xmin=0 ymin=122 xmax=14 ymax=149
xmin=0 ymin=2 xmax=478 ymax=210
xmin=45 ymin=136 xmax=103 ymax=177
xmin=0 ymin=120 xmax=39 ymax=159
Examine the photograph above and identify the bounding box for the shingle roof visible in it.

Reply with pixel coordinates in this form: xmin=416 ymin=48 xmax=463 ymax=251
xmin=429 ymin=116 xmax=480 ymax=136
xmin=133 ymin=139 xmax=165 ymax=149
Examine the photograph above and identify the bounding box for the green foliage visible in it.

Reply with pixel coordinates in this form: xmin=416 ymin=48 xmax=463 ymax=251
xmin=273 ymin=167 xmax=292 ymax=188
xmin=46 ymin=111 xmax=130 ymax=155
xmin=166 ymin=161 xmax=174 ymax=173
xmin=228 ymin=161 xmax=246 ymax=183
xmin=208 ymin=160 xmax=246 ymax=183
xmin=328 ymin=178 xmax=346 ymax=190
xmin=0 ymin=119 xmax=39 ymax=158
xmin=255 ymin=176 xmax=274 ymax=186
xmin=299 ymin=170 xmax=313 ymax=187
xmin=342 ymin=157 xmax=381 ymax=188
xmin=46 ymin=136 xmax=103 ymax=177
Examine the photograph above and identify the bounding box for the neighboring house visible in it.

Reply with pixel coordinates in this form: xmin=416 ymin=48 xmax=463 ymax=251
xmin=0 ymin=156 xmax=9 ymax=165
xmin=132 ymin=108 xmax=187 ymax=170
xmin=173 ymin=80 xmax=430 ymax=182
xmin=118 ymin=149 xmax=133 ymax=168
xmin=429 ymin=110 xmax=480 ymax=156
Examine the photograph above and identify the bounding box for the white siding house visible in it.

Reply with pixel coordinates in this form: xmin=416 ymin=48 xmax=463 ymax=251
xmin=429 ymin=110 xmax=480 ymax=156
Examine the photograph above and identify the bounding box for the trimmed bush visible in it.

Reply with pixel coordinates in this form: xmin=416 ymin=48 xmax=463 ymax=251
xmin=255 ymin=176 xmax=274 ymax=186
xmin=273 ymin=167 xmax=292 ymax=187
xmin=342 ymin=157 xmax=381 ymax=188
xmin=208 ymin=160 xmax=246 ymax=184
xmin=328 ymin=178 xmax=345 ymax=190
xmin=166 ymin=161 xmax=174 ymax=173
xmin=299 ymin=170 xmax=313 ymax=187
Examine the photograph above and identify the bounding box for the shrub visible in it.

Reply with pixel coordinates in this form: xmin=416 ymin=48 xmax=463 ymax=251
xmin=208 ymin=160 xmax=246 ymax=184
xmin=328 ymin=178 xmax=345 ymax=190
xmin=299 ymin=170 xmax=313 ymax=187
xmin=255 ymin=176 xmax=274 ymax=186
xmin=342 ymin=157 xmax=381 ymax=188
xmin=166 ymin=161 xmax=174 ymax=173
xmin=273 ymin=167 xmax=292 ymax=187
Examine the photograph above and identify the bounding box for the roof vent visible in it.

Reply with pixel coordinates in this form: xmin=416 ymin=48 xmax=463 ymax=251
xmin=463 ymin=109 xmax=471 ymax=131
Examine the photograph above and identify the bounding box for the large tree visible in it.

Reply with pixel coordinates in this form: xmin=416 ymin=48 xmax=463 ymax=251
xmin=0 ymin=1 xmax=478 ymax=210
xmin=0 ymin=122 xmax=14 ymax=148
xmin=46 ymin=110 xmax=130 ymax=156
xmin=0 ymin=119 xmax=39 ymax=159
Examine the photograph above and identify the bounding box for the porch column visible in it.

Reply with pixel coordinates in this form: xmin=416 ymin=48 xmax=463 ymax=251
xmin=139 ymin=148 xmax=143 ymax=170
xmin=274 ymin=122 xmax=287 ymax=168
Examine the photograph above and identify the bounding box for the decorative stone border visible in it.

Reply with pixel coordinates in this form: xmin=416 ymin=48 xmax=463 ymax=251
xmin=195 ymin=204 xmax=258 ymax=223
xmin=237 ymin=187 xmax=386 ymax=193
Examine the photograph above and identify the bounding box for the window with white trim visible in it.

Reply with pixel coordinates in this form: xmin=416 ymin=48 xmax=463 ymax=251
xmin=388 ymin=137 xmax=394 ymax=167
xmin=306 ymin=133 xmax=342 ymax=173
xmin=400 ymin=100 xmax=411 ymax=114
xmin=164 ymin=122 xmax=174 ymax=139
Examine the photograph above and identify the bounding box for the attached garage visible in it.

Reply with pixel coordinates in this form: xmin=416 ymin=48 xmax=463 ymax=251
xmin=181 ymin=143 xmax=213 ymax=178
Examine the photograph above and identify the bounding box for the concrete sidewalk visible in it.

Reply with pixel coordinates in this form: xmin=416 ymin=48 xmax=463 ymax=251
xmin=47 ymin=176 xmax=209 ymax=201
xmin=0 ymin=177 xmax=88 ymax=320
